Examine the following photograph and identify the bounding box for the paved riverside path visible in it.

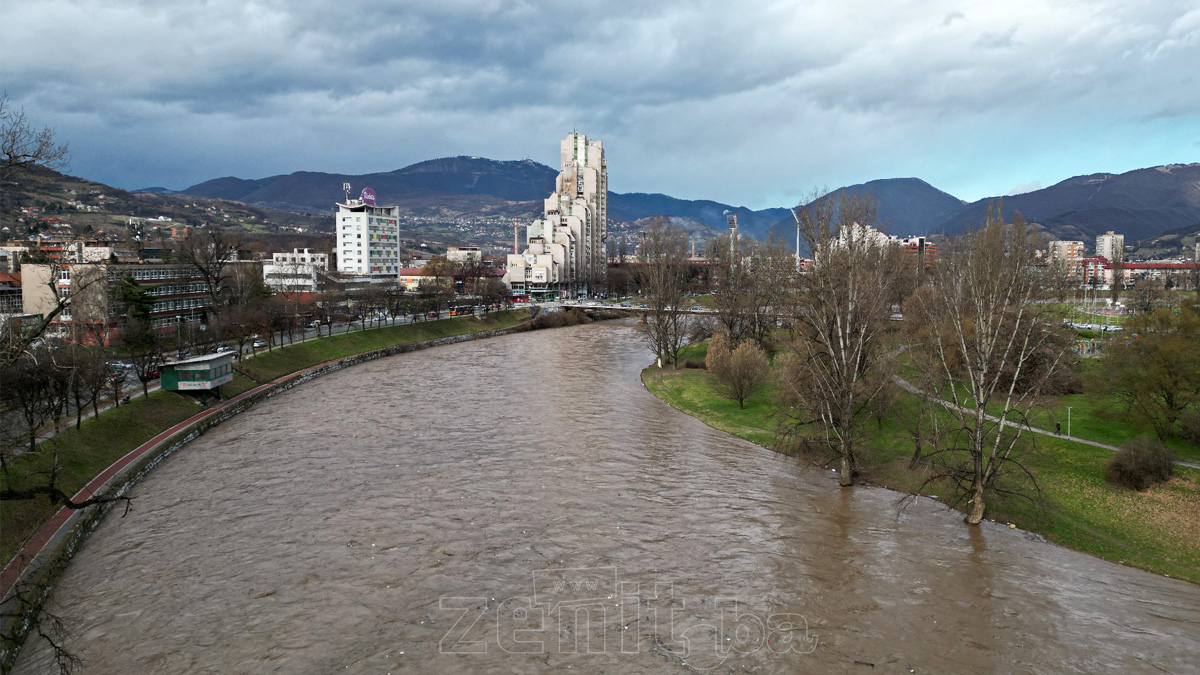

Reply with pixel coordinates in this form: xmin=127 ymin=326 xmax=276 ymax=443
xmin=892 ymin=375 xmax=1200 ymax=471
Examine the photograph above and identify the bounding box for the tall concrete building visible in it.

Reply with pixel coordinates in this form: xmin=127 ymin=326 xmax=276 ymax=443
xmin=504 ymin=133 xmax=607 ymax=298
xmin=1049 ymin=240 xmax=1085 ymax=279
xmin=1096 ymin=231 xmax=1124 ymax=262
xmin=335 ymin=188 xmax=400 ymax=278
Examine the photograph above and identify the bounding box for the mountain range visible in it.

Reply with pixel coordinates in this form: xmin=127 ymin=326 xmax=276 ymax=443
xmin=172 ymin=158 xmax=1200 ymax=244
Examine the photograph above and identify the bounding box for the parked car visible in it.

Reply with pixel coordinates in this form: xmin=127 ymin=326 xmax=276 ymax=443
xmin=427 ymin=311 xmax=439 ymax=318
xmin=252 ymin=339 xmax=268 ymax=349
xmin=212 ymin=345 xmax=234 ymax=354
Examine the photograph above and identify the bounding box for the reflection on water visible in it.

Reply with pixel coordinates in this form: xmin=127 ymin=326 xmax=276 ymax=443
xmin=15 ymin=323 xmax=1200 ymax=674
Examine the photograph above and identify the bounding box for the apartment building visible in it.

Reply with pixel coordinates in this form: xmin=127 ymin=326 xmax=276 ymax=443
xmin=1095 ymin=231 xmax=1124 ymax=262
xmin=505 ymin=133 xmax=607 ymax=298
xmin=1049 ymin=241 xmax=1085 ymax=279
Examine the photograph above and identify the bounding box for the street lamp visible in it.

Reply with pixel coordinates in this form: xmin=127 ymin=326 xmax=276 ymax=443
xmin=1067 ymin=406 xmax=1072 ymax=439
xmin=791 ymin=206 xmax=802 ymax=272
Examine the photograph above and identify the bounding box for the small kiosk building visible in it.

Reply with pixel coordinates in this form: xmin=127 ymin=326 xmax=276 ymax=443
xmin=160 ymin=352 xmax=235 ymax=402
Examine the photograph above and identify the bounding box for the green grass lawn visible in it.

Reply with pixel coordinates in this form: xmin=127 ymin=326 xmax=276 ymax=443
xmin=235 ymin=311 xmax=525 ymax=383
xmin=643 ymin=363 xmax=1200 ymax=584
xmin=0 ymin=391 xmax=200 ymax=562
xmin=967 ymin=359 xmax=1200 ymax=462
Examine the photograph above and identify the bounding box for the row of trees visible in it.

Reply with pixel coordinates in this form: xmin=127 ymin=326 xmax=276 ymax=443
xmin=652 ymin=194 xmax=1076 ymax=525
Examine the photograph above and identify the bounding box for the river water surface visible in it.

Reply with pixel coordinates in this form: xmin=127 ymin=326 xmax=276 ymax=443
xmin=14 ymin=323 xmax=1200 ymax=673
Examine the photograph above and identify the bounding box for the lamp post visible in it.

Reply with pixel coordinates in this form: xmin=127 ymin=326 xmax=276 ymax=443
xmin=791 ymin=206 xmax=802 ymax=272
xmin=1067 ymin=406 xmax=1072 ymax=439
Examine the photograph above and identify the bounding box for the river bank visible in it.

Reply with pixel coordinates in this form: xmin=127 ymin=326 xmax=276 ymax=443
xmin=641 ymin=362 xmax=1200 ymax=585
xmin=12 ymin=321 xmax=1200 ymax=674
xmin=1 ymin=310 xmax=541 ymax=670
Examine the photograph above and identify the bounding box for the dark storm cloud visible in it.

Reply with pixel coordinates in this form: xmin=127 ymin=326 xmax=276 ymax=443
xmin=3 ymin=0 xmax=1199 ymax=207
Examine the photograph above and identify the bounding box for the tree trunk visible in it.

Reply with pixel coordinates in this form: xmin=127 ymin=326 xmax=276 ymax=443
xmin=966 ymin=480 xmax=986 ymax=525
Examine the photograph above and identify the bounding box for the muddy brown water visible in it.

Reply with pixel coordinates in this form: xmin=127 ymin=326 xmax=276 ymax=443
xmin=13 ymin=323 xmax=1200 ymax=674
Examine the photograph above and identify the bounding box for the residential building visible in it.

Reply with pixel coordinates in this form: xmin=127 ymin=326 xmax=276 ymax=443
xmin=1123 ymin=261 xmax=1198 ymax=283
xmin=505 ymin=133 xmax=607 ymax=298
xmin=1049 ymin=241 xmax=1085 ymax=279
xmin=0 ymin=272 xmax=21 ymax=314
xmin=894 ymin=235 xmax=939 ymax=267
xmin=835 ymin=222 xmax=891 ymax=249
xmin=1082 ymin=256 xmax=1112 ymax=287
xmin=446 ymin=246 xmax=482 ymax=263
xmin=335 ymin=190 xmax=400 ymax=278
xmin=263 ymin=248 xmax=329 ymax=292
xmin=396 ymin=267 xmax=432 ymax=291
xmin=0 ymin=247 xmax=23 ymax=273
xmin=1096 ymin=231 xmax=1124 ymax=262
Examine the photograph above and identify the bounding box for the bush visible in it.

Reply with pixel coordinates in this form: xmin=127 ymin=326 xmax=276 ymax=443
xmin=683 ymin=359 xmax=706 ymax=369
xmin=1106 ymin=436 xmax=1174 ymax=490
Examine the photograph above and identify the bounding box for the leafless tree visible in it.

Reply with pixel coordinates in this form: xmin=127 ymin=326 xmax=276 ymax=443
xmin=174 ymin=227 xmax=240 ymax=315
xmin=1 ymin=94 xmax=69 ymax=183
xmin=636 ymin=219 xmax=692 ymax=367
xmin=1129 ymin=278 xmax=1169 ymax=314
xmin=905 ymin=206 xmax=1071 ymax=524
xmin=778 ymin=191 xmax=903 ymax=486
xmin=478 ymin=278 xmax=508 ymax=314
xmin=707 ymin=233 xmax=753 ymax=342
xmin=117 ymin=318 xmax=163 ymax=398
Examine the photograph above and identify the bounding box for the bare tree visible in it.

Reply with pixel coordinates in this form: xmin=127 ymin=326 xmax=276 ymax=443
xmin=174 ymin=227 xmax=240 ymax=316
xmin=905 ymin=206 xmax=1071 ymax=524
xmin=1109 ymin=248 xmax=1126 ymax=303
xmin=1129 ymin=278 xmax=1169 ymax=314
xmin=636 ymin=219 xmax=691 ymax=367
xmin=779 ymin=191 xmax=903 ymax=486
xmin=707 ymin=232 xmax=753 ymax=342
xmin=1 ymin=94 xmax=69 ymax=183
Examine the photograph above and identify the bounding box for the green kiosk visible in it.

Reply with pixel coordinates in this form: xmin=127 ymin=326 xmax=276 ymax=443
xmin=160 ymin=352 xmax=235 ymax=404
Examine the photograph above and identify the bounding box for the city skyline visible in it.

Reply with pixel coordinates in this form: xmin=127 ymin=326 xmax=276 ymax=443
xmin=3 ymin=1 xmax=1199 ymax=210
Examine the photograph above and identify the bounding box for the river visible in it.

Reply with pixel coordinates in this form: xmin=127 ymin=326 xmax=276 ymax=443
xmin=14 ymin=322 xmax=1200 ymax=673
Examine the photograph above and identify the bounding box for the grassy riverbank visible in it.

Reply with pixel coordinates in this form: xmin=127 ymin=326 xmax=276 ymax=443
xmin=2 ymin=311 xmax=528 ymax=564
xmin=235 ymin=311 xmax=525 ymax=383
xmin=643 ymin=362 xmax=1200 ymax=584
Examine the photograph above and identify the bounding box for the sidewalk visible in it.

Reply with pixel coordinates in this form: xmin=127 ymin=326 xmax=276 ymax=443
xmin=892 ymin=375 xmax=1200 ymax=470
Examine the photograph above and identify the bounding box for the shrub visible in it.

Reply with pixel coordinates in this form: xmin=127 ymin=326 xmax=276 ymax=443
xmin=707 ymin=337 xmax=769 ymax=408
xmin=1106 ymin=436 xmax=1174 ymax=490
xmin=683 ymin=359 xmax=706 ymax=369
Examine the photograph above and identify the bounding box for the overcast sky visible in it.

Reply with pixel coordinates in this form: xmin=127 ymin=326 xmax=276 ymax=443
xmin=3 ymin=0 xmax=1198 ymax=209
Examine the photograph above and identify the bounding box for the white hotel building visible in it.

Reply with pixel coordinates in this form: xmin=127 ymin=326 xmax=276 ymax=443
xmin=336 ymin=194 xmax=401 ymax=277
